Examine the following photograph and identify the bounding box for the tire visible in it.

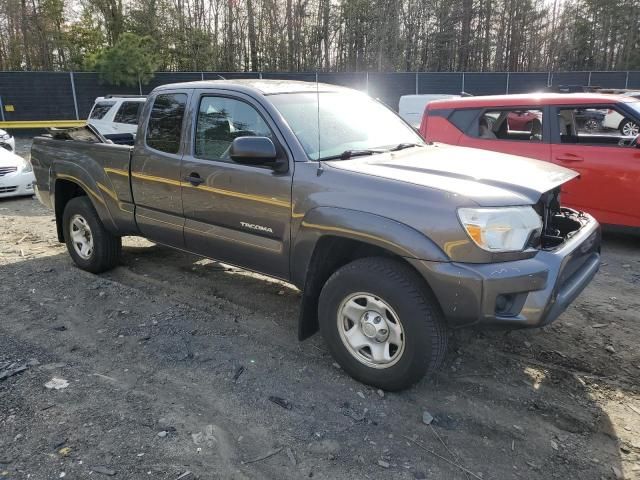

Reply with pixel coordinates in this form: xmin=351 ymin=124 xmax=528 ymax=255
xmin=62 ymin=196 xmax=121 ymax=273
xmin=318 ymin=257 xmax=448 ymax=391
xmin=584 ymin=119 xmax=599 ymax=132
xmin=619 ymin=119 xmax=639 ymax=136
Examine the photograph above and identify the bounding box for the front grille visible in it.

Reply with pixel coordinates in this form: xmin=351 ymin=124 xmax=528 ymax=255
xmin=0 ymin=166 xmax=17 ymax=177
xmin=0 ymin=186 xmax=17 ymax=193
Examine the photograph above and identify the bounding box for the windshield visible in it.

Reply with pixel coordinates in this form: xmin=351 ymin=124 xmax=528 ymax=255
xmin=269 ymin=92 xmax=424 ymax=160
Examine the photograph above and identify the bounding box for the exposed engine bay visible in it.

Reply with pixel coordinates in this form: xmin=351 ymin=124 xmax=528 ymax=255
xmin=533 ymin=188 xmax=587 ymax=249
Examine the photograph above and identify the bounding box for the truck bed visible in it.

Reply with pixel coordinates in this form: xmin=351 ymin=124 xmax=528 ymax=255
xmin=31 ymin=128 xmax=136 ymax=236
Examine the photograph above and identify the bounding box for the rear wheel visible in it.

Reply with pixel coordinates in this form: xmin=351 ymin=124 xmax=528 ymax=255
xmin=619 ymin=119 xmax=639 ymax=136
xmin=318 ymin=257 xmax=448 ymax=391
xmin=62 ymin=196 xmax=121 ymax=273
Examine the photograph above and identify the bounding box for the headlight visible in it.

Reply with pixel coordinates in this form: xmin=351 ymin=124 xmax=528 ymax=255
xmin=458 ymin=206 xmax=542 ymax=252
xmin=21 ymin=161 xmax=33 ymax=173
xmin=0 ymin=133 xmax=9 ymax=141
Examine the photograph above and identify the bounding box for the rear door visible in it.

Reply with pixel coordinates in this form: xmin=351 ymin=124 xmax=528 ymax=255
xmin=550 ymin=104 xmax=640 ymax=227
xmin=180 ymin=89 xmax=292 ymax=279
xmin=131 ymin=90 xmax=190 ymax=247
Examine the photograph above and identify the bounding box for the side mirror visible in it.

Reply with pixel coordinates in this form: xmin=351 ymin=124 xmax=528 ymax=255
xmin=230 ymin=137 xmax=286 ymax=171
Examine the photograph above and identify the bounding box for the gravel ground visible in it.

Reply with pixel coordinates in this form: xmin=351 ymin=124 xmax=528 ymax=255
xmin=1 ymin=138 xmax=639 ymax=480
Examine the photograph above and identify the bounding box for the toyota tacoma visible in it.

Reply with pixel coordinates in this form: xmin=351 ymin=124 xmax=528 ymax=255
xmin=31 ymin=80 xmax=601 ymax=390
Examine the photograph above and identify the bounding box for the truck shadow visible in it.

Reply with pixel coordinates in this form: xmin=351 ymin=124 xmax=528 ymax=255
xmin=0 ymin=245 xmax=632 ymax=479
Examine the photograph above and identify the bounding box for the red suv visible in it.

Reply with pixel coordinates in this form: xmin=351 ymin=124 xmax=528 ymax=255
xmin=420 ymin=93 xmax=640 ymax=229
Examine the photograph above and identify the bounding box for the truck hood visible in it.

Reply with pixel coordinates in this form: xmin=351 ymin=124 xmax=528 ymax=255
xmin=326 ymin=144 xmax=579 ymax=206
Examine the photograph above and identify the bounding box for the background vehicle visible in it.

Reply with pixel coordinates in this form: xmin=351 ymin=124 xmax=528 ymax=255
xmin=87 ymin=96 xmax=146 ymax=137
xmin=575 ymin=108 xmax=605 ymax=131
xmin=399 ymin=94 xmax=459 ymax=128
xmin=0 ymin=148 xmax=34 ymax=198
xmin=31 ymin=80 xmax=600 ymax=391
xmin=0 ymin=128 xmax=15 ymax=151
xmin=420 ymin=93 xmax=640 ymax=228
xmin=506 ymin=110 xmax=542 ymax=130
xmin=602 ymin=91 xmax=640 ymax=135
xmin=548 ymin=85 xmax=602 ymax=93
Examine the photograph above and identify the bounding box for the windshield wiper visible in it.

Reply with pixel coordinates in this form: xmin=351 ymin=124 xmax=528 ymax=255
xmin=387 ymin=142 xmax=423 ymax=152
xmin=319 ymin=149 xmax=386 ymax=161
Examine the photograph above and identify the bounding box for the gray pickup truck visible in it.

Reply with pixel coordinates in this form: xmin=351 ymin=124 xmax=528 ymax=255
xmin=31 ymin=80 xmax=601 ymax=390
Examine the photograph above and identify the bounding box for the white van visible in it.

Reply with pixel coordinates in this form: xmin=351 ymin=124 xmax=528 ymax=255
xmin=87 ymin=96 xmax=146 ymax=136
xmin=399 ymin=94 xmax=459 ymax=128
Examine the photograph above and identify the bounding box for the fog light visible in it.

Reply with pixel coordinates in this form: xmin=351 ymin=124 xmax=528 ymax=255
xmin=495 ymin=294 xmax=515 ymax=315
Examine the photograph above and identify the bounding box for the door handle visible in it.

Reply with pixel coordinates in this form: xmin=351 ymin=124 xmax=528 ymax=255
xmin=185 ymin=172 xmax=204 ymax=186
xmin=555 ymin=154 xmax=583 ymax=163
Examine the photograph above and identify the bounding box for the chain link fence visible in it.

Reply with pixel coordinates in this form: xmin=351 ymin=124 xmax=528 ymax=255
xmin=1 ymin=70 xmax=639 ymax=121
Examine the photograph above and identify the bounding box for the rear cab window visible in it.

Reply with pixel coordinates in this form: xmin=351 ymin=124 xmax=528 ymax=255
xmin=145 ymin=93 xmax=187 ymax=154
xmin=89 ymin=102 xmax=115 ymax=120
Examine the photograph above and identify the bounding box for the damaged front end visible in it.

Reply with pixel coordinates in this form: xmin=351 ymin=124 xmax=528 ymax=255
xmin=532 ymin=188 xmax=590 ymax=250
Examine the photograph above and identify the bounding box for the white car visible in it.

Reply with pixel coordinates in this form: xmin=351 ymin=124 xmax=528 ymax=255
xmin=602 ymin=92 xmax=640 ymax=135
xmin=0 ymin=148 xmax=34 ymax=198
xmin=399 ymin=94 xmax=460 ymax=128
xmin=87 ymin=96 xmax=146 ymax=136
xmin=0 ymin=129 xmax=15 ymax=152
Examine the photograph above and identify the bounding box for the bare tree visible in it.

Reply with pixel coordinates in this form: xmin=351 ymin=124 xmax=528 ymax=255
xmin=0 ymin=0 xmax=639 ymax=73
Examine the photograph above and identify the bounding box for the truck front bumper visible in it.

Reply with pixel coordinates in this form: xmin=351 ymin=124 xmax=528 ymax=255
xmin=410 ymin=214 xmax=601 ymax=328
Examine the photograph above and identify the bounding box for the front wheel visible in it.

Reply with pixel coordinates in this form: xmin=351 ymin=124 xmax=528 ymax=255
xmin=619 ymin=119 xmax=639 ymax=136
xmin=62 ymin=196 xmax=121 ymax=273
xmin=318 ymin=257 xmax=448 ymax=391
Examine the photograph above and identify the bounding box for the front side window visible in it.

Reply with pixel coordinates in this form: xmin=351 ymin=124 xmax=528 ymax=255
xmin=146 ymin=93 xmax=187 ymax=154
xmin=114 ymin=101 xmax=143 ymax=125
xmin=89 ymin=101 xmax=115 ymax=120
xmin=269 ymin=92 xmax=423 ymax=160
xmin=558 ymin=106 xmax=637 ymax=147
xmin=195 ymin=96 xmax=273 ymax=161
xmin=477 ymin=109 xmax=544 ymax=142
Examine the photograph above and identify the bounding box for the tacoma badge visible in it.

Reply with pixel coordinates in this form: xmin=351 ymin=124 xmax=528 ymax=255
xmin=240 ymin=221 xmax=274 ymax=234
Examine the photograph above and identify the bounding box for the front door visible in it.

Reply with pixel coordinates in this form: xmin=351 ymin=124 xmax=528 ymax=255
xmin=181 ymin=91 xmax=293 ymax=279
xmin=550 ymin=105 xmax=640 ymax=227
xmin=131 ymin=91 xmax=190 ymax=247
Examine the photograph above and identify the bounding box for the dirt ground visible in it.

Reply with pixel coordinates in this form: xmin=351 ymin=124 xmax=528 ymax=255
xmin=1 ymin=139 xmax=639 ymax=480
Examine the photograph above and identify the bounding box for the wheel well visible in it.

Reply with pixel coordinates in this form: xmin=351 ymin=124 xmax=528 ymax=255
xmin=54 ymin=179 xmax=87 ymax=242
xmin=298 ymin=235 xmax=430 ymax=340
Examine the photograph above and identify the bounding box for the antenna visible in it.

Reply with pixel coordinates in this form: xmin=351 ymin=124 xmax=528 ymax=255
xmin=316 ymin=71 xmax=323 ymax=174
xmin=216 ymin=74 xmax=226 ymax=80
